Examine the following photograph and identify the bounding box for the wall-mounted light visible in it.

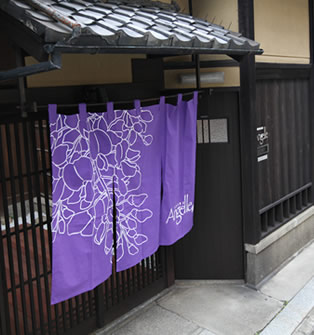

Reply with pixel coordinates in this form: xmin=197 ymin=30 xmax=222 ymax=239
xmin=178 ymin=72 xmax=225 ymax=85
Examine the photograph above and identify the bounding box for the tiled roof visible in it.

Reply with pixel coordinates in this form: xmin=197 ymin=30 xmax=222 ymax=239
xmin=0 ymin=0 xmax=262 ymax=55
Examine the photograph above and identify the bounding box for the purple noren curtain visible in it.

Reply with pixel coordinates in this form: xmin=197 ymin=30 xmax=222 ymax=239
xmin=160 ymin=92 xmax=198 ymax=245
xmin=49 ymin=94 xmax=197 ymax=304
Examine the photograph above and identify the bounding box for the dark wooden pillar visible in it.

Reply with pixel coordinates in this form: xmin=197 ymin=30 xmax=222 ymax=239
xmin=309 ymin=0 xmax=314 ymax=204
xmin=238 ymin=0 xmax=261 ymax=244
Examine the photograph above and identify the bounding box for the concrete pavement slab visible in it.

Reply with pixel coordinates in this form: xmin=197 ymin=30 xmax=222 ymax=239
xmin=293 ymin=307 xmax=314 ymax=335
xmin=260 ymin=241 xmax=314 ymax=302
xmin=110 ymin=328 xmax=136 ymax=335
xmin=157 ymin=284 xmax=283 ymax=335
xmin=191 ymin=328 xmax=217 ymax=335
xmin=109 ymin=304 xmax=199 ymax=335
xmin=260 ymin=278 xmax=314 ymax=335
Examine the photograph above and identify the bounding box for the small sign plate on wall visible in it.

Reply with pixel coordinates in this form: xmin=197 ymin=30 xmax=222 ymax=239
xmin=257 ymin=126 xmax=269 ymax=162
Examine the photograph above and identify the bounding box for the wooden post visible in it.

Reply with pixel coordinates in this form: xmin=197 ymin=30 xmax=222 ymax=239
xmin=238 ymin=0 xmax=261 ymax=244
xmin=95 ymin=283 xmax=105 ymax=328
xmin=309 ymin=0 xmax=314 ymax=204
xmin=165 ymin=247 xmax=175 ymax=287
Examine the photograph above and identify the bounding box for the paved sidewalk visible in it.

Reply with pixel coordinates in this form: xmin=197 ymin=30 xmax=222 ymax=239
xmin=94 ymin=241 xmax=314 ymax=335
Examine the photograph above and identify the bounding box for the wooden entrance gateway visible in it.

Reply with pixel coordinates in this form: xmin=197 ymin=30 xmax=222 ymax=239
xmin=0 ymin=1 xmax=264 ymax=333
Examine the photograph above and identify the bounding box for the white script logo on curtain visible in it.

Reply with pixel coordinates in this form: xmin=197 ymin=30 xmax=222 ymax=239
xmin=166 ymin=194 xmax=194 ymax=225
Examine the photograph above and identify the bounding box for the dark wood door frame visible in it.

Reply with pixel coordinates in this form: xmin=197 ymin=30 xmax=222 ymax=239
xmin=309 ymin=0 xmax=314 ymax=202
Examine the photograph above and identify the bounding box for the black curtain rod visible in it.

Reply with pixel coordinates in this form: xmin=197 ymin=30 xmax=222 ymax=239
xmin=18 ymin=90 xmax=204 ymax=114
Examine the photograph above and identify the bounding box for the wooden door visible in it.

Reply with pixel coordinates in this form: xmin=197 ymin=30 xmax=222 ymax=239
xmin=174 ymin=90 xmax=244 ymax=279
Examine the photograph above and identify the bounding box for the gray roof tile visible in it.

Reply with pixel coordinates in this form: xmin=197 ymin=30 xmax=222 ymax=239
xmin=115 ymin=8 xmax=136 ymax=16
xmin=81 ymin=9 xmax=105 ymax=20
xmin=92 ymin=6 xmax=112 ymax=15
xmin=50 ymin=4 xmax=74 ymax=16
xmin=0 ymin=0 xmax=262 ymax=54
xmin=58 ymin=2 xmax=86 ymax=11
xmin=11 ymin=0 xmax=32 ymax=9
xmin=100 ymin=18 xmax=124 ymax=27
xmin=71 ymin=14 xmax=94 ymax=25
xmin=133 ymin=15 xmax=153 ymax=25
xmin=88 ymin=24 xmax=115 ymax=36
xmin=108 ymin=12 xmax=131 ymax=23
xmin=25 ymin=9 xmax=54 ymax=22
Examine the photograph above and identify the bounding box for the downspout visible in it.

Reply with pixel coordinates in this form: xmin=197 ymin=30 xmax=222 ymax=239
xmin=0 ymin=51 xmax=62 ymax=81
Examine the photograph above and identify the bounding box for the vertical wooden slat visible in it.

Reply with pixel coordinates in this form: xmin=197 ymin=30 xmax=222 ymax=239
xmin=120 ymin=270 xmax=127 ymax=300
xmin=280 ymin=81 xmax=290 ymax=197
xmin=5 ymin=122 xmax=30 ymax=335
xmin=302 ymin=189 xmax=308 ymax=207
xmin=302 ymin=80 xmax=311 ymax=185
xmin=95 ymin=284 xmax=105 ymax=328
xmin=136 ymin=263 xmax=141 ymax=291
xmin=296 ymin=193 xmax=302 ymax=210
xmin=0 ymin=182 xmax=10 ymax=335
xmin=290 ymin=80 xmax=298 ymax=193
xmin=29 ymin=117 xmax=54 ymax=334
xmin=152 ymin=254 xmax=157 ymax=282
xmin=0 ymin=254 xmax=10 ymax=335
xmin=275 ymin=204 xmax=284 ymax=223
xmin=38 ymin=117 xmax=62 ymax=334
xmin=115 ymin=269 xmax=121 ymax=304
xmin=88 ymin=291 xmax=94 ymax=316
xmin=15 ymin=120 xmax=40 ymax=335
xmin=296 ymin=80 xmax=304 ymax=189
xmin=164 ymin=247 xmax=175 ymax=287
xmin=256 ymin=81 xmax=272 ymax=210
xmin=289 ymin=197 xmax=297 ymax=215
xmin=283 ymin=200 xmax=290 ymax=219
xmin=126 ymin=268 xmax=131 ymax=297
xmin=261 ymin=213 xmax=268 ymax=232
xmin=267 ymin=208 xmax=275 ymax=227
xmin=0 ymin=125 xmax=21 ymax=335
xmin=104 ymin=279 xmax=111 ymax=310
xmin=61 ymin=301 xmax=68 ymax=331
xmin=81 ymin=293 xmax=87 ymax=321
xmin=22 ymin=120 xmax=45 ymax=333
xmin=75 ymin=296 xmax=80 ymax=325
xmin=308 ymin=187 xmax=312 ymax=204
xmin=141 ymin=259 xmax=146 ymax=289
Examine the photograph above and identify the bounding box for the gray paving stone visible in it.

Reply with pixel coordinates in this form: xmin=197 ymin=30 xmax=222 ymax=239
xmin=292 ymin=307 xmax=314 ymax=335
xmin=191 ymin=328 xmax=217 ymax=335
xmin=158 ymin=284 xmax=283 ymax=335
xmin=111 ymin=328 xmax=136 ymax=335
xmin=260 ymin=242 xmax=314 ymax=302
xmin=110 ymin=304 xmax=199 ymax=335
xmin=260 ymin=278 xmax=314 ymax=335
